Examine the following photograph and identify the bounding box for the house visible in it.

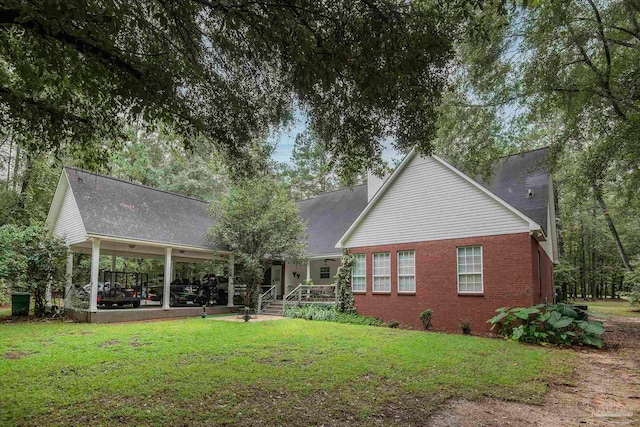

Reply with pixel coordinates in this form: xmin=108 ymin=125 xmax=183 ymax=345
xmin=330 ymin=147 xmax=558 ymax=331
xmin=47 ymin=148 xmax=557 ymax=329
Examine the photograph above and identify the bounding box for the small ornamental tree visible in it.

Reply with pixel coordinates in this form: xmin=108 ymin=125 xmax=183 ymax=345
xmin=207 ymin=177 xmax=307 ymax=308
xmin=0 ymin=224 xmax=67 ymax=317
xmin=334 ymin=250 xmax=356 ymax=314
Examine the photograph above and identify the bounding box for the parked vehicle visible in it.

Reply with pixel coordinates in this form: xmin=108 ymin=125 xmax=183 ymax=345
xmin=81 ymin=282 xmax=142 ymax=308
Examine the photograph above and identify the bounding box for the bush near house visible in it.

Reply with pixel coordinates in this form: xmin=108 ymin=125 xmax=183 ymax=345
xmin=487 ymin=303 xmax=605 ymax=348
xmin=420 ymin=309 xmax=433 ymax=330
xmin=0 ymin=224 xmax=67 ymax=317
xmin=283 ymin=305 xmax=384 ymax=326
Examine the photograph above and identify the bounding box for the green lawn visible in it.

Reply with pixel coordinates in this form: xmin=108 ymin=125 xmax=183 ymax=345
xmin=0 ymin=318 xmax=570 ymax=426
xmin=586 ymin=298 xmax=640 ymax=318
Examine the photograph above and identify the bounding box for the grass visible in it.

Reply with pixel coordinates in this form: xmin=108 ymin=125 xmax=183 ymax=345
xmin=0 ymin=318 xmax=570 ymax=426
xmin=585 ymin=298 xmax=640 ymax=318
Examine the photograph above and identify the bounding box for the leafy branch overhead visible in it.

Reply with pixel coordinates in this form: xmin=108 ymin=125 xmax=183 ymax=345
xmin=0 ymin=0 xmax=471 ymax=181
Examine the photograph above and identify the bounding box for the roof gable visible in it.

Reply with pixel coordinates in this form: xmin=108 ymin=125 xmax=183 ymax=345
xmin=338 ymin=152 xmax=539 ymax=248
xmin=47 ymin=171 xmax=87 ymax=245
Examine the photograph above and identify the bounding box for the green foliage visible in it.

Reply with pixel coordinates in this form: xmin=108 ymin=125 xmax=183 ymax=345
xmin=0 ymin=279 xmax=10 ymax=306
xmin=283 ymin=304 xmax=384 ymax=326
xmin=623 ymin=257 xmax=640 ymax=306
xmin=487 ymin=304 xmax=605 ymax=348
xmin=459 ymin=319 xmax=472 ymax=335
xmin=0 ymin=1 xmax=472 ymax=182
xmin=208 ymin=176 xmax=307 ymax=307
xmin=387 ymin=320 xmax=400 ymax=329
xmin=0 ymin=224 xmax=67 ymax=317
xmin=420 ymin=308 xmax=433 ymax=330
xmin=278 ymin=129 xmax=340 ymax=200
xmin=334 ymin=250 xmax=357 ymax=315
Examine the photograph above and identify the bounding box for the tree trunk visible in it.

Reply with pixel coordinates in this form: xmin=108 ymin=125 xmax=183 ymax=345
xmin=14 ymin=151 xmax=34 ymax=224
xmin=593 ymin=185 xmax=632 ymax=271
xmin=5 ymin=137 xmax=12 ymax=191
xmin=580 ymin=220 xmax=587 ymax=299
xmin=12 ymin=144 xmax=20 ymax=192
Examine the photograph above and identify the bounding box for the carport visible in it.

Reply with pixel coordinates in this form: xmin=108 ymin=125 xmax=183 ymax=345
xmin=46 ymin=167 xmax=236 ymax=322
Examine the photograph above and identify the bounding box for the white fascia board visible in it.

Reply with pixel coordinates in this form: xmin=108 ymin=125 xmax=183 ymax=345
xmin=306 ymin=253 xmax=342 ymax=260
xmin=335 ymin=148 xmax=417 ymax=248
xmin=45 ymin=170 xmax=68 ymax=229
xmin=431 ymin=155 xmax=543 ymax=232
xmin=85 ymin=233 xmax=228 ymax=254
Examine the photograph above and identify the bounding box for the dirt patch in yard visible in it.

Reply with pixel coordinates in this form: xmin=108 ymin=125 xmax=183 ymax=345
xmin=3 ymin=350 xmax=32 ymax=360
xmin=427 ymin=315 xmax=640 ymax=427
xmin=98 ymin=340 xmax=120 ymax=348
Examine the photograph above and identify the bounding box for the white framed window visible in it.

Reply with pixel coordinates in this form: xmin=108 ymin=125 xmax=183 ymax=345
xmin=351 ymin=254 xmax=366 ymax=292
xmin=372 ymin=252 xmax=391 ymax=292
xmin=397 ymin=251 xmax=415 ymax=293
xmin=320 ymin=266 xmax=330 ymax=279
xmin=457 ymin=246 xmax=483 ymax=293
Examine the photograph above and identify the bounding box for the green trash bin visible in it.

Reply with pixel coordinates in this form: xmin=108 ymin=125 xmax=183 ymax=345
xmin=11 ymin=292 xmax=31 ymax=316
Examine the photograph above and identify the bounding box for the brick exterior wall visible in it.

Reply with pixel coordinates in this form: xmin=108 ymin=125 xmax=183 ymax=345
xmin=350 ymin=232 xmax=554 ymax=333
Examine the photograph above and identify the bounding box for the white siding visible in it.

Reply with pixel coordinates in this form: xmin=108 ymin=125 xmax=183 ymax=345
xmin=345 ymin=156 xmax=529 ymax=247
xmin=367 ymin=170 xmax=389 ymax=202
xmin=53 ymin=184 xmax=87 ymax=245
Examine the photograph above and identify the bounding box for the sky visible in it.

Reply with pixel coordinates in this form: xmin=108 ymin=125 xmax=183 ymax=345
xmin=268 ymin=109 xmax=401 ymax=166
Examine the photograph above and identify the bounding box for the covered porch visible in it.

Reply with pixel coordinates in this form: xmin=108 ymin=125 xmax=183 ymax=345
xmin=46 ymin=167 xmax=242 ymax=323
xmin=62 ymin=236 xmax=238 ymax=322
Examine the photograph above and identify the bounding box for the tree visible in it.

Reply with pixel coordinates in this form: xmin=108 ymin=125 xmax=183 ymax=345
xmin=279 ymin=129 xmax=338 ymax=200
xmin=433 ymin=1 xmax=640 ymax=272
xmin=207 ymin=176 xmax=307 ymax=307
xmin=0 ymin=0 xmax=476 ymax=182
xmin=0 ymin=224 xmax=67 ymax=316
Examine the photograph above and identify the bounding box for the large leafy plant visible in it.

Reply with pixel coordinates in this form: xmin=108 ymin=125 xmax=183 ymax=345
xmin=487 ymin=304 xmax=605 ymax=348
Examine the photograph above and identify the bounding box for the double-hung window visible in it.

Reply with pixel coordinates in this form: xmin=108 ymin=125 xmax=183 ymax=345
xmin=351 ymin=254 xmax=366 ymax=292
xmin=457 ymin=246 xmax=483 ymax=293
xmin=397 ymin=251 xmax=415 ymax=293
xmin=372 ymin=252 xmax=391 ymax=292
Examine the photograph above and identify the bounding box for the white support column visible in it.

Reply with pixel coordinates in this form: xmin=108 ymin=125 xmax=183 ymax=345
xmin=64 ymin=250 xmax=73 ymax=308
xmin=306 ymin=260 xmax=311 ymax=281
xmin=163 ymin=247 xmax=172 ymax=310
xmin=227 ymin=254 xmax=235 ymax=307
xmin=89 ymin=238 xmax=101 ymax=312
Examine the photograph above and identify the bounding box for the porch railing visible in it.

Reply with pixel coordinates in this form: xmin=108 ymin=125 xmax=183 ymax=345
xmin=282 ymin=284 xmax=338 ymax=314
xmin=257 ymin=285 xmax=277 ymax=314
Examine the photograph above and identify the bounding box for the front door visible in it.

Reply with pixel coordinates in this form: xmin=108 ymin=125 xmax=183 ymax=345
xmin=271 ymin=265 xmax=282 ymax=297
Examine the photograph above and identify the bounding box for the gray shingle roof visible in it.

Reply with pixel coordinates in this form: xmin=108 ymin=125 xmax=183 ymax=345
xmin=478 ymin=147 xmax=550 ymax=233
xmin=298 ymin=185 xmax=368 ymax=256
xmin=65 ymin=167 xmax=223 ymax=250
xmin=64 ymin=148 xmax=549 ymax=256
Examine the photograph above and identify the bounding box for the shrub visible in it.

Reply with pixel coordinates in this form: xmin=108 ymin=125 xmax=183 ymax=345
xmin=334 ymin=250 xmax=356 ymax=314
xmin=487 ymin=303 xmax=605 ymax=348
xmin=0 ymin=224 xmax=67 ymax=317
xmin=283 ymin=305 xmax=384 ymax=326
xmin=419 ymin=309 xmax=433 ymax=330
xmin=0 ymin=279 xmax=10 ymax=306
xmin=388 ymin=320 xmax=400 ymax=328
xmin=459 ymin=319 xmax=472 ymax=335
xmin=623 ymin=257 xmax=640 ymax=306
